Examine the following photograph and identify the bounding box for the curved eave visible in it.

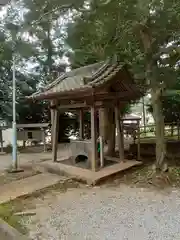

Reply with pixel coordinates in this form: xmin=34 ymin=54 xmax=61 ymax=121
xmin=28 ymin=86 xmax=94 ymax=101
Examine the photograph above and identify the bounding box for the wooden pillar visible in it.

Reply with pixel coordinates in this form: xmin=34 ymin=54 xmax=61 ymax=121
xmin=91 ymin=106 xmax=98 ymax=171
xmin=42 ymin=128 xmax=46 ymax=152
xmin=23 ymin=140 xmax=26 ymax=148
xmin=137 ymin=120 xmax=141 ymax=160
xmin=99 ymin=136 xmax=104 ymax=168
xmin=120 ymin=119 xmax=125 ymax=159
xmin=0 ymin=129 xmax=3 ymax=153
xmin=50 ymin=100 xmax=55 ymax=148
xmin=22 ymin=130 xmax=26 ymax=148
xmin=79 ymin=109 xmax=84 ymax=140
xmin=115 ymin=105 xmax=124 ymax=161
xmin=52 ymin=108 xmax=59 ymax=162
xmin=99 ymin=107 xmax=106 ymax=141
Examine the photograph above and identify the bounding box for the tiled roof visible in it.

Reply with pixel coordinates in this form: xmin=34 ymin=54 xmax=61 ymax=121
xmin=29 ymin=59 xmax=142 ymax=101
xmin=31 ymin=61 xmax=105 ymax=100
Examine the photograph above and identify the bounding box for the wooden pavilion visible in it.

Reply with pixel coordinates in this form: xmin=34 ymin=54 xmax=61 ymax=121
xmin=29 ymin=59 xmax=143 ymax=174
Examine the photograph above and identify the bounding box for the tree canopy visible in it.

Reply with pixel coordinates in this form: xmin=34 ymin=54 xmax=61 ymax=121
xmin=64 ymin=0 xmax=180 ymax=168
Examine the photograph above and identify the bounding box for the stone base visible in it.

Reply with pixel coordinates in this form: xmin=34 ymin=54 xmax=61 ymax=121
xmin=8 ymin=168 xmax=24 ymax=173
xmin=37 ymin=159 xmax=143 ymax=185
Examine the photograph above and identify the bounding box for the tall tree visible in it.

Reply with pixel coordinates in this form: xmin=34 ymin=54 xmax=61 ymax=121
xmin=1 ymin=0 xmax=87 ymax=137
xmin=0 ymin=33 xmax=13 ymax=121
xmin=65 ymin=0 xmax=180 ymax=169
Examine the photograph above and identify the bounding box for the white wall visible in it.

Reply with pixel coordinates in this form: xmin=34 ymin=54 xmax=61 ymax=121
xmin=2 ymin=128 xmax=13 ymax=147
xmin=1 ymin=128 xmax=44 ymax=147
xmin=17 ymin=130 xmax=43 ymax=141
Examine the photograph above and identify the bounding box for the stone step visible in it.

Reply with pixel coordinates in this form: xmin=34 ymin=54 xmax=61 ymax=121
xmin=0 ymin=173 xmax=64 ymax=204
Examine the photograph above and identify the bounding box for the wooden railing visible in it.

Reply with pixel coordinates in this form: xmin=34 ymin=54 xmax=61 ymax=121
xmin=139 ymin=122 xmax=180 ymax=139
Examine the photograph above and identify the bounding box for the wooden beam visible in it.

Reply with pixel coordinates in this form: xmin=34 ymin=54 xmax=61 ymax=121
xmin=115 ymin=105 xmax=124 ymax=161
xmin=79 ymin=109 xmax=84 ymax=140
xmin=91 ymin=106 xmax=98 ymax=171
xmin=58 ymin=102 xmax=86 ymax=109
xmin=57 ymin=101 xmax=116 ymax=110
xmin=94 ymin=91 xmax=136 ymax=101
xmin=52 ymin=109 xmax=59 ymax=162
xmin=50 ymin=89 xmax=138 ymax=103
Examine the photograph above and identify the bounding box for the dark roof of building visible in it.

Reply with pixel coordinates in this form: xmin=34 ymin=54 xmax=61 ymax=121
xmin=123 ymin=114 xmax=141 ymax=121
xmin=29 ymin=59 xmax=143 ymax=101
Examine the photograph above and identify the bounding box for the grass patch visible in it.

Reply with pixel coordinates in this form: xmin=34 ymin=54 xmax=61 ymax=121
xmin=0 ymin=178 xmax=81 ymax=235
xmin=0 ymin=203 xmax=27 ymax=234
xmin=18 ymin=179 xmax=80 ymax=201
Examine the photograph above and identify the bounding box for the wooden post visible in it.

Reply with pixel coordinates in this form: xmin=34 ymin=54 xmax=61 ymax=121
xmin=115 ymin=106 xmax=124 ymax=161
xmin=91 ymin=106 xmax=98 ymax=171
xmin=142 ymin=97 xmax=146 ymax=135
xmin=51 ymin=109 xmax=54 ymax=135
xmin=99 ymin=107 xmax=106 ymax=141
xmin=52 ymin=108 xmax=59 ymax=162
xmin=42 ymin=128 xmax=46 ymax=152
xmin=50 ymin=100 xmax=55 ymax=148
xmin=178 ymin=122 xmax=180 ymax=140
xmin=79 ymin=109 xmax=84 ymax=140
xmin=171 ymin=123 xmax=174 ymax=137
xmin=0 ymin=129 xmax=3 ymax=153
xmin=137 ymin=120 xmax=141 ymax=160
xmin=120 ymin=119 xmax=125 ymax=159
xmin=99 ymin=136 xmax=104 ymax=168
xmin=23 ymin=140 xmax=26 ymax=148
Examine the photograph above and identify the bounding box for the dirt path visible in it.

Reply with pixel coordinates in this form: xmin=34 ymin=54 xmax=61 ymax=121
xmin=23 ymin=185 xmax=180 ymax=240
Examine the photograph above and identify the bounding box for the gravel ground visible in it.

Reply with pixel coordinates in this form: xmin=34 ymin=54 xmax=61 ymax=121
xmin=26 ymin=186 xmax=180 ymax=240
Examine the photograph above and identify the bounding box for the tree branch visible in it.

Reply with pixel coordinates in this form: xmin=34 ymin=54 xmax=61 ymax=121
xmin=31 ymin=3 xmax=73 ymax=26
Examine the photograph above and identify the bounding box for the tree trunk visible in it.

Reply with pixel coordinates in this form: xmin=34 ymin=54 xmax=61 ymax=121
xmin=151 ymin=89 xmax=166 ymax=171
xmin=139 ymin=24 xmax=167 ymax=171
xmin=45 ymin=23 xmax=53 ymax=84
